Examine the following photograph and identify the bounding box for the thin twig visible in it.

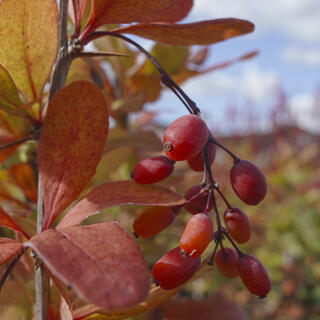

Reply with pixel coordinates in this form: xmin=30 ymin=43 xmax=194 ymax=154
xmin=36 ymin=1 xmax=70 ymax=319
xmin=0 ymin=137 xmax=32 ymax=151
xmin=75 ymin=51 xmax=131 ymax=58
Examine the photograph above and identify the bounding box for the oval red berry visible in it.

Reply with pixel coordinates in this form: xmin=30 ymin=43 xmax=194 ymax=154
xmin=237 ymin=254 xmax=271 ymax=298
xmin=152 ymin=247 xmax=201 ymax=290
xmin=224 ymin=207 xmax=251 ymax=243
xmin=214 ymin=247 xmax=239 ymax=278
xmin=187 ymin=143 xmax=216 ymax=172
xmin=180 ymin=213 xmax=214 ymax=258
xmin=184 ymin=185 xmax=212 ymax=214
xmin=132 ymin=156 xmax=174 ymax=184
xmin=133 ymin=206 xmax=175 ymax=238
xmin=230 ymin=160 xmax=267 ymax=205
xmin=163 ymin=115 xmax=209 ymax=161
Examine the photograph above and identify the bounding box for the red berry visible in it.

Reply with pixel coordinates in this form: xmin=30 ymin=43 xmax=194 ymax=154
xmin=163 ymin=115 xmax=209 ymax=161
xmin=184 ymin=185 xmax=212 ymax=214
xmin=237 ymin=254 xmax=271 ymax=298
xmin=180 ymin=213 xmax=214 ymax=258
xmin=187 ymin=143 xmax=216 ymax=172
xmin=132 ymin=156 xmax=174 ymax=184
xmin=230 ymin=160 xmax=267 ymax=205
xmin=223 ymin=207 xmax=251 ymax=243
xmin=133 ymin=206 xmax=176 ymax=238
xmin=152 ymin=247 xmax=201 ymax=290
xmin=214 ymin=247 xmax=239 ymax=278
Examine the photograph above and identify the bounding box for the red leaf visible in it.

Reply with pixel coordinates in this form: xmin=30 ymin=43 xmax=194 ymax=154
xmin=88 ymin=0 xmax=191 ymax=28
xmin=0 ymin=237 xmax=23 ymax=266
xmin=24 ymin=222 xmax=150 ymax=310
xmin=57 ymin=180 xmax=185 ymax=229
xmin=0 ymin=206 xmax=30 ymax=239
xmin=115 ymin=19 xmax=255 ymax=46
xmin=38 ymin=81 xmax=109 ymax=230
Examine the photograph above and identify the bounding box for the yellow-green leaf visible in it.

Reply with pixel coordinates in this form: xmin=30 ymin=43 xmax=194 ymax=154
xmin=0 ymin=0 xmax=58 ymax=100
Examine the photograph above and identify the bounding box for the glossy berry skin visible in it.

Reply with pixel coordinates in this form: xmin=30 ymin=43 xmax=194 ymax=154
xmin=180 ymin=213 xmax=213 ymax=258
xmin=230 ymin=160 xmax=267 ymax=205
xmin=163 ymin=115 xmax=209 ymax=161
xmin=133 ymin=206 xmax=176 ymax=238
xmin=223 ymin=207 xmax=251 ymax=243
xmin=132 ymin=156 xmax=174 ymax=184
xmin=214 ymin=247 xmax=239 ymax=278
xmin=152 ymin=247 xmax=201 ymax=290
xmin=184 ymin=185 xmax=213 ymax=214
xmin=187 ymin=143 xmax=216 ymax=172
xmin=237 ymin=254 xmax=271 ymax=298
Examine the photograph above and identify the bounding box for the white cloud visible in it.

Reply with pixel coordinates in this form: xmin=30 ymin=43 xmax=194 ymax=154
xmin=282 ymin=47 xmax=320 ymax=66
xmin=183 ymin=63 xmax=279 ymax=103
xmin=188 ymin=0 xmax=320 ymax=44
xmin=289 ymin=94 xmax=320 ymax=133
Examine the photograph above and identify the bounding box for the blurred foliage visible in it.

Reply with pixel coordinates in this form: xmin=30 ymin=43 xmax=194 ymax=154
xmin=0 ymin=11 xmax=319 ymax=319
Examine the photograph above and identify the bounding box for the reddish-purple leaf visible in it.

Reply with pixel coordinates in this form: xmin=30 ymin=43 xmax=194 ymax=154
xmin=88 ymin=0 xmax=192 ymax=28
xmin=143 ymin=0 xmax=193 ymax=23
xmin=38 ymin=81 xmax=109 ymax=230
xmin=0 ymin=238 xmax=23 ymax=266
xmin=0 ymin=206 xmax=30 ymax=239
xmin=24 ymin=222 xmax=150 ymax=310
xmin=115 ymin=19 xmax=255 ymax=46
xmin=58 ymin=180 xmax=185 ymax=229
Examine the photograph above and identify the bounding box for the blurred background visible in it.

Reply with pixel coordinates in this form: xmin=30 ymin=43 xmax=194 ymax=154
xmin=0 ymin=1 xmax=319 ymax=319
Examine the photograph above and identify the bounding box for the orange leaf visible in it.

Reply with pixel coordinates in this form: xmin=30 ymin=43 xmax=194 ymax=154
xmin=0 ymin=237 xmax=23 ymax=266
xmin=115 ymin=19 xmax=255 ymax=46
xmin=38 ymin=81 xmax=109 ymax=230
xmin=9 ymin=162 xmax=38 ymax=203
xmin=88 ymin=0 xmax=192 ymax=29
xmin=25 ymin=222 xmax=150 ymax=310
xmin=0 ymin=206 xmax=30 ymax=239
xmin=57 ymin=180 xmax=185 ymax=229
xmin=0 ymin=0 xmax=58 ymax=100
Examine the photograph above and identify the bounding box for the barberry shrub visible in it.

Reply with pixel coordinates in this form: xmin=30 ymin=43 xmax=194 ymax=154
xmin=0 ymin=0 xmax=268 ymax=319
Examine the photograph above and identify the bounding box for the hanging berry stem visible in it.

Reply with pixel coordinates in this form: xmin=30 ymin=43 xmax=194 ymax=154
xmin=215 ymin=186 xmax=232 ymax=209
xmin=209 ymin=137 xmax=240 ymax=162
xmin=222 ymin=229 xmax=244 ymax=257
xmin=80 ymin=30 xmax=200 ymax=115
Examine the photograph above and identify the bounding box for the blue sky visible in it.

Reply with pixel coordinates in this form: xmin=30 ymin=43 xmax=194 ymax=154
xmin=146 ymin=0 xmax=320 ymax=134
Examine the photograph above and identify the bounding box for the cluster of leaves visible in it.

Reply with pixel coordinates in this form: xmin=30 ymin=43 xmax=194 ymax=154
xmin=0 ymin=0 xmax=263 ymax=319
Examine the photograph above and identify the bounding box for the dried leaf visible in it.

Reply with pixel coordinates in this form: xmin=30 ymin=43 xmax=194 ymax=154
xmin=58 ymin=180 xmax=185 ymax=229
xmin=115 ymin=19 xmax=254 ymax=46
xmin=0 ymin=0 xmax=58 ymax=100
xmin=0 ymin=206 xmax=29 ymax=239
xmin=0 ymin=237 xmax=23 ymax=265
xmin=89 ymin=0 xmax=191 ymax=28
xmin=145 ymin=0 xmax=193 ymax=23
xmin=38 ymin=81 xmax=109 ymax=230
xmin=73 ymin=257 xmax=213 ymax=319
xmin=24 ymin=222 xmax=150 ymax=310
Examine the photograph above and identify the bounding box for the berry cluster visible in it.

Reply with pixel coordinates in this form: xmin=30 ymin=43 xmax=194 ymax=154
xmin=132 ymin=114 xmax=270 ymax=298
